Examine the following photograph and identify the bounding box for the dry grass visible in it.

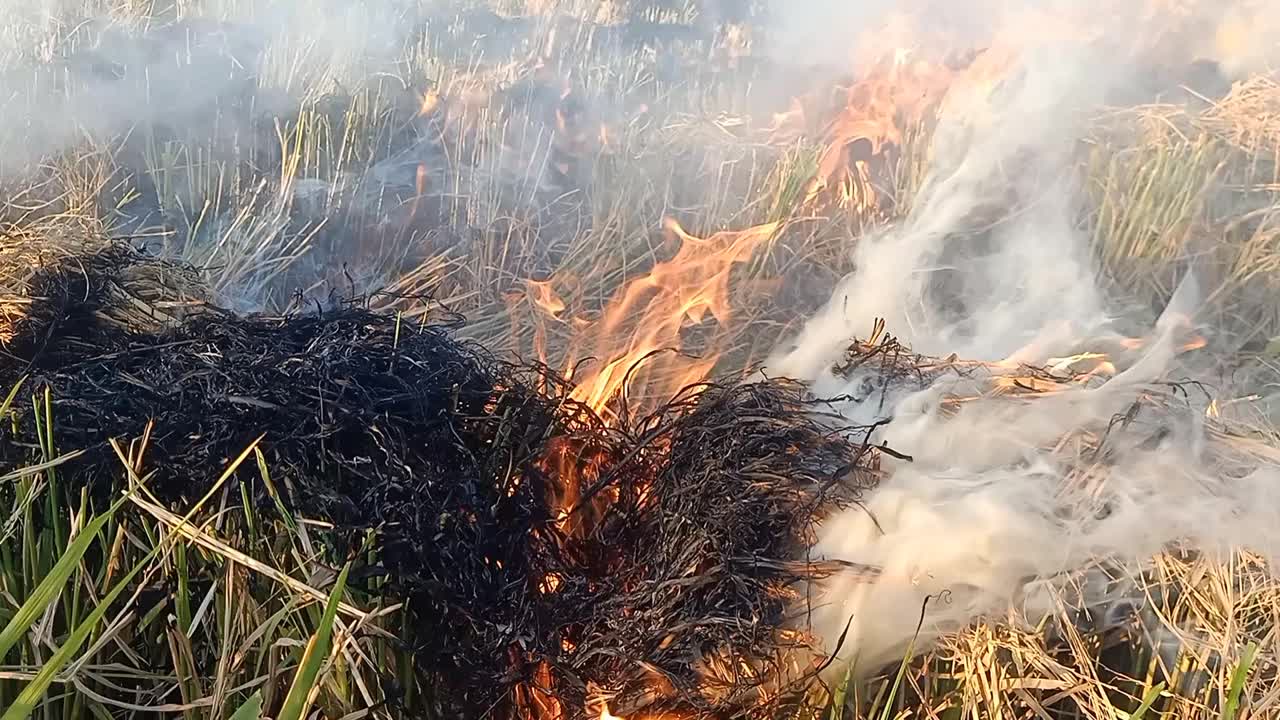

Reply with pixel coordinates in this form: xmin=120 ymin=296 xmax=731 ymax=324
xmin=850 ymin=550 xmax=1280 ymax=719
xmin=1 ymin=0 xmax=1280 ymax=718
xmin=1086 ymin=77 xmax=1280 ymax=344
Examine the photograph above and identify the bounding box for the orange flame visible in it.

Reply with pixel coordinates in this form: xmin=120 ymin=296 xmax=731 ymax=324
xmin=514 ymin=278 xmax=571 ymax=371
xmin=516 ymin=45 xmax=978 ymax=420
xmin=564 ymin=218 xmax=780 ymax=417
xmin=419 ymin=89 xmax=441 ymax=117
xmin=526 ymin=279 xmax=567 ymax=318
xmin=586 ymin=683 xmax=625 ymax=720
xmin=514 ymin=658 xmax=562 ymax=720
xmin=537 ymin=435 xmax=613 ymax=539
xmin=1181 ymin=334 xmax=1208 ymax=352
xmin=540 ymin=572 xmax=563 ymax=594
xmin=790 ymin=49 xmax=957 ymax=216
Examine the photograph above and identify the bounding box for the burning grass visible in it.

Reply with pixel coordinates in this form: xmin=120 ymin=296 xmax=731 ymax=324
xmin=4 ymin=0 xmax=1280 ymax=718
xmin=808 ymin=325 xmax=1280 ymax=718
xmin=0 ymin=239 xmax=873 ymax=718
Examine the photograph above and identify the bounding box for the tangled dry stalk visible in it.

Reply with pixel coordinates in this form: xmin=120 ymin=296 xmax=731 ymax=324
xmin=0 ymin=240 xmax=878 ymax=719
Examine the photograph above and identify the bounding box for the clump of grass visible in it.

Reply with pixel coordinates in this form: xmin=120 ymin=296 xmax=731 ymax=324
xmin=0 ymin=393 xmax=413 ymax=718
xmin=1084 ymin=79 xmax=1280 ymax=343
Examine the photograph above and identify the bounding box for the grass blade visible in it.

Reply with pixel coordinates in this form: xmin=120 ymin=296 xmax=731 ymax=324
xmin=276 ymin=562 xmax=351 ymax=720
xmin=0 ymin=529 xmax=159 ymax=720
xmin=1128 ymin=681 xmax=1166 ymax=720
xmin=828 ymin=663 xmax=853 ymax=720
xmin=1222 ymin=642 xmax=1257 ymax=720
xmin=2 ymin=439 xmax=264 ymax=717
xmin=228 ymin=690 xmax=264 ymax=720
xmin=0 ymin=493 xmax=127 ymax=662
xmin=0 ymin=376 xmax=25 ymax=418
xmin=877 ymin=595 xmax=935 ymax=720
xmin=877 ymin=642 xmax=916 ymax=720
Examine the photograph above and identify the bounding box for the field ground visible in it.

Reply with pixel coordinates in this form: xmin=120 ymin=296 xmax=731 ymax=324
xmin=3 ymin=0 xmax=1280 ymax=718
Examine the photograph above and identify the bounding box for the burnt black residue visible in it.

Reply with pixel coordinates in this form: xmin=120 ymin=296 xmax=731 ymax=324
xmin=0 ymin=242 xmax=870 ymax=719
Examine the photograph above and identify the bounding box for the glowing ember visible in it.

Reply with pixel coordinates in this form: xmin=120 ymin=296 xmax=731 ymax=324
xmin=513 ymin=659 xmax=562 ymax=720
xmin=540 ymin=572 xmax=563 ymax=594
xmin=536 ymin=435 xmax=612 ymax=539
xmin=419 ymin=89 xmax=441 ymax=117
xmin=586 ymin=684 xmax=625 ymax=720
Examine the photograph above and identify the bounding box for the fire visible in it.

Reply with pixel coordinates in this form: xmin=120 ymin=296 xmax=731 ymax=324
xmin=536 ymin=435 xmax=613 ymax=539
xmin=515 ymin=43 xmax=986 ymax=420
xmin=762 ymin=47 xmax=958 ymax=219
xmin=540 ymin=572 xmax=563 ymax=594
xmin=565 ymin=219 xmax=783 ymax=415
xmin=526 ymin=279 xmax=566 ymax=318
xmin=586 ymin=683 xmax=625 ymax=720
xmin=516 ymin=278 xmax=572 ymax=371
xmin=1180 ymin=334 xmax=1209 ymax=352
xmin=511 ymin=39 xmax=1009 ymax=421
xmin=803 ymin=51 xmax=954 ymax=215
xmin=419 ymin=89 xmax=441 ymax=118
xmin=514 ymin=659 xmax=562 ymax=720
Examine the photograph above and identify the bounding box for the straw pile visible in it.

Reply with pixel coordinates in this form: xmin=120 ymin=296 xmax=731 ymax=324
xmin=0 ymin=228 xmax=207 ymax=352
xmin=0 ymin=236 xmax=873 ymax=719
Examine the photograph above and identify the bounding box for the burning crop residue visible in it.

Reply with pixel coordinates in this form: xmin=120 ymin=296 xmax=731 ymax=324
xmin=4 ymin=0 xmax=1280 ymax=717
xmin=0 ymin=237 xmax=877 ymax=719
xmin=519 ymin=218 xmax=784 ymax=420
xmin=750 ymin=0 xmax=1280 ymax=700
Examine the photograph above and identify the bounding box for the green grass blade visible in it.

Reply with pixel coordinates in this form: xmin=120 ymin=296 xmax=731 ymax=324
xmin=0 ymin=493 xmax=127 ymax=662
xmin=256 ymin=447 xmax=296 ymax=532
xmin=175 ymin=542 xmax=192 ymax=634
xmin=1221 ymin=642 xmax=1257 ymax=720
xmin=228 ymin=691 xmax=264 ymax=720
xmin=0 ymin=376 xmax=25 ymax=419
xmin=276 ymin=562 xmax=351 ymax=720
xmin=4 ymin=439 xmax=261 ymax=716
xmin=877 ymin=641 xmax=916 ymax=720
xmin=0 ymin=526 xmax=158 ymax=720
xmin=828 ymin=663 xmax=853 ymax=720
xmin=1127 ymin=681 xmax=1166 ymax=720
xmin=877 ymin=596 xmax=934 ymax=720
xmin=239 ymin=477 xmax=257 ymax=544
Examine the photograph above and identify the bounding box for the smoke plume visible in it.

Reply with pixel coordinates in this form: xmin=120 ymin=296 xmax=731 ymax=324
xmin=0 ymin=0 xmax=421 ymax=175
xmin=766 ymin=0 xmax=1280 ymax=672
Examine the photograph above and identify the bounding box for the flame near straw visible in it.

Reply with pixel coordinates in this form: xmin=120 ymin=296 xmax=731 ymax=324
xmin=503 ymin=0 xmax=1280 ymax=693
xmin=764 ymin=1 xmax=1280 ymax=676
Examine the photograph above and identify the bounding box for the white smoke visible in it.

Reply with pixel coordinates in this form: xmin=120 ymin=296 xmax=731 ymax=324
xmin=0 ymin=0 xmax=419 ymax=175
xmin=773 ymin=41 xmax=1114 ymax=388
xmin=770 ymin=0 xmax=1280 ymax=85
xmin=766 ymin=1 xmax=1280 ymax=673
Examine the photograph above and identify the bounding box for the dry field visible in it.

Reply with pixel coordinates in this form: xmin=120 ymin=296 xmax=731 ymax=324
xmin=2 ymin=0 xmax=1280 ymax=718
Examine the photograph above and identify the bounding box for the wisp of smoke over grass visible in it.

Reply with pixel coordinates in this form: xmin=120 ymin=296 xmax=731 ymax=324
xmin=3 ymin=0 xmax=1280 ymax=718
